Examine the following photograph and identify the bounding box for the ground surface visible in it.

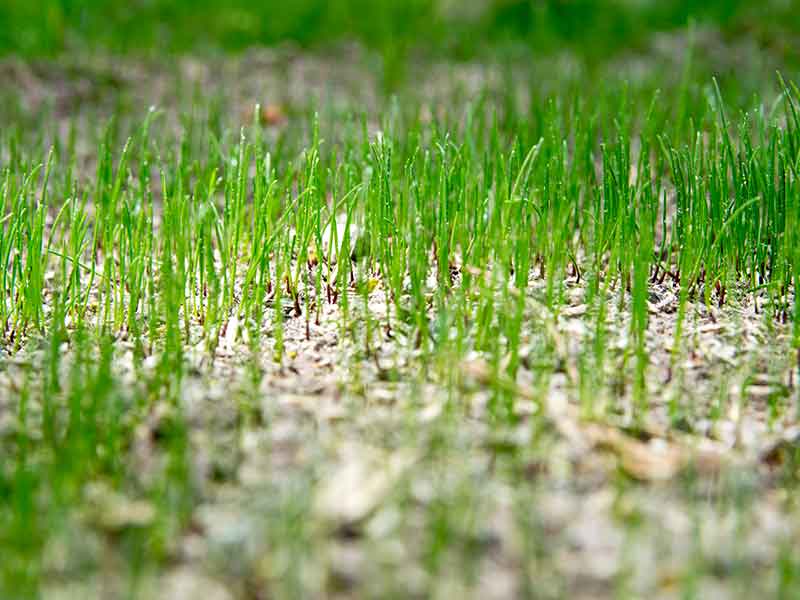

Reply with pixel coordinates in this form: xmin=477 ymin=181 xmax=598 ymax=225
xmin=2 ymin=38 xmax=800 ymax=600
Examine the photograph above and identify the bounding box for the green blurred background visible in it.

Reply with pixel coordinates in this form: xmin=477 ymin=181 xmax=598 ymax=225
xmin=1 ymin=0 xmax=797 ymax=64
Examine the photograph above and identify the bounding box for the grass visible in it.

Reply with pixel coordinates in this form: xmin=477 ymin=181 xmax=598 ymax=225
xmin=6 ymin=79 xmax=797 ymax=362
xmin=2 ymin=4 xmax=800 ymax=599
xmin=2 ymin=0 xmax=799 ymax=90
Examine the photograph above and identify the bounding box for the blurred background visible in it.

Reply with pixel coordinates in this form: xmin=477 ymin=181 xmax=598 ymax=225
xmin=0 ymin=0 xmax=798 ymax=136
xmin=1 ymin=0 xmax=797 ymax=67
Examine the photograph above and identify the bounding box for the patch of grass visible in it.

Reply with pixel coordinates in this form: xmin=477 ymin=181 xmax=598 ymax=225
xmin=2 ymin=8 xmax=800 ymax=595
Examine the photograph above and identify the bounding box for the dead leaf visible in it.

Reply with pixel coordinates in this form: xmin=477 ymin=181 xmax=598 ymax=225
xmin=83 ymin=482 xmax=156 ymax=532
xmin=261 ymin=103 xmax=286 ymax=126
xmin=585 ymin=425 xmax=685 ymax=481
xmin=760 ymin=425 xmax=800 ymax=467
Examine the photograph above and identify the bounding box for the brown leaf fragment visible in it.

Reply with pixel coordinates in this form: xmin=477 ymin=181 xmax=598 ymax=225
xmin=82 ymin=482 xmax=156 ymax=532
xmin=760 ymin=426 xmax=800 ymax=467
xmin=260 ymin=103 xmax=287 ymax=126
xmin=584 ymin=425 xmax=685 ymax=481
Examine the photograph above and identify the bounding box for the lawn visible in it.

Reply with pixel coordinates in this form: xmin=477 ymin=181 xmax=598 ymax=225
xmin=2 ymin=2 xmax=800 ymax=598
